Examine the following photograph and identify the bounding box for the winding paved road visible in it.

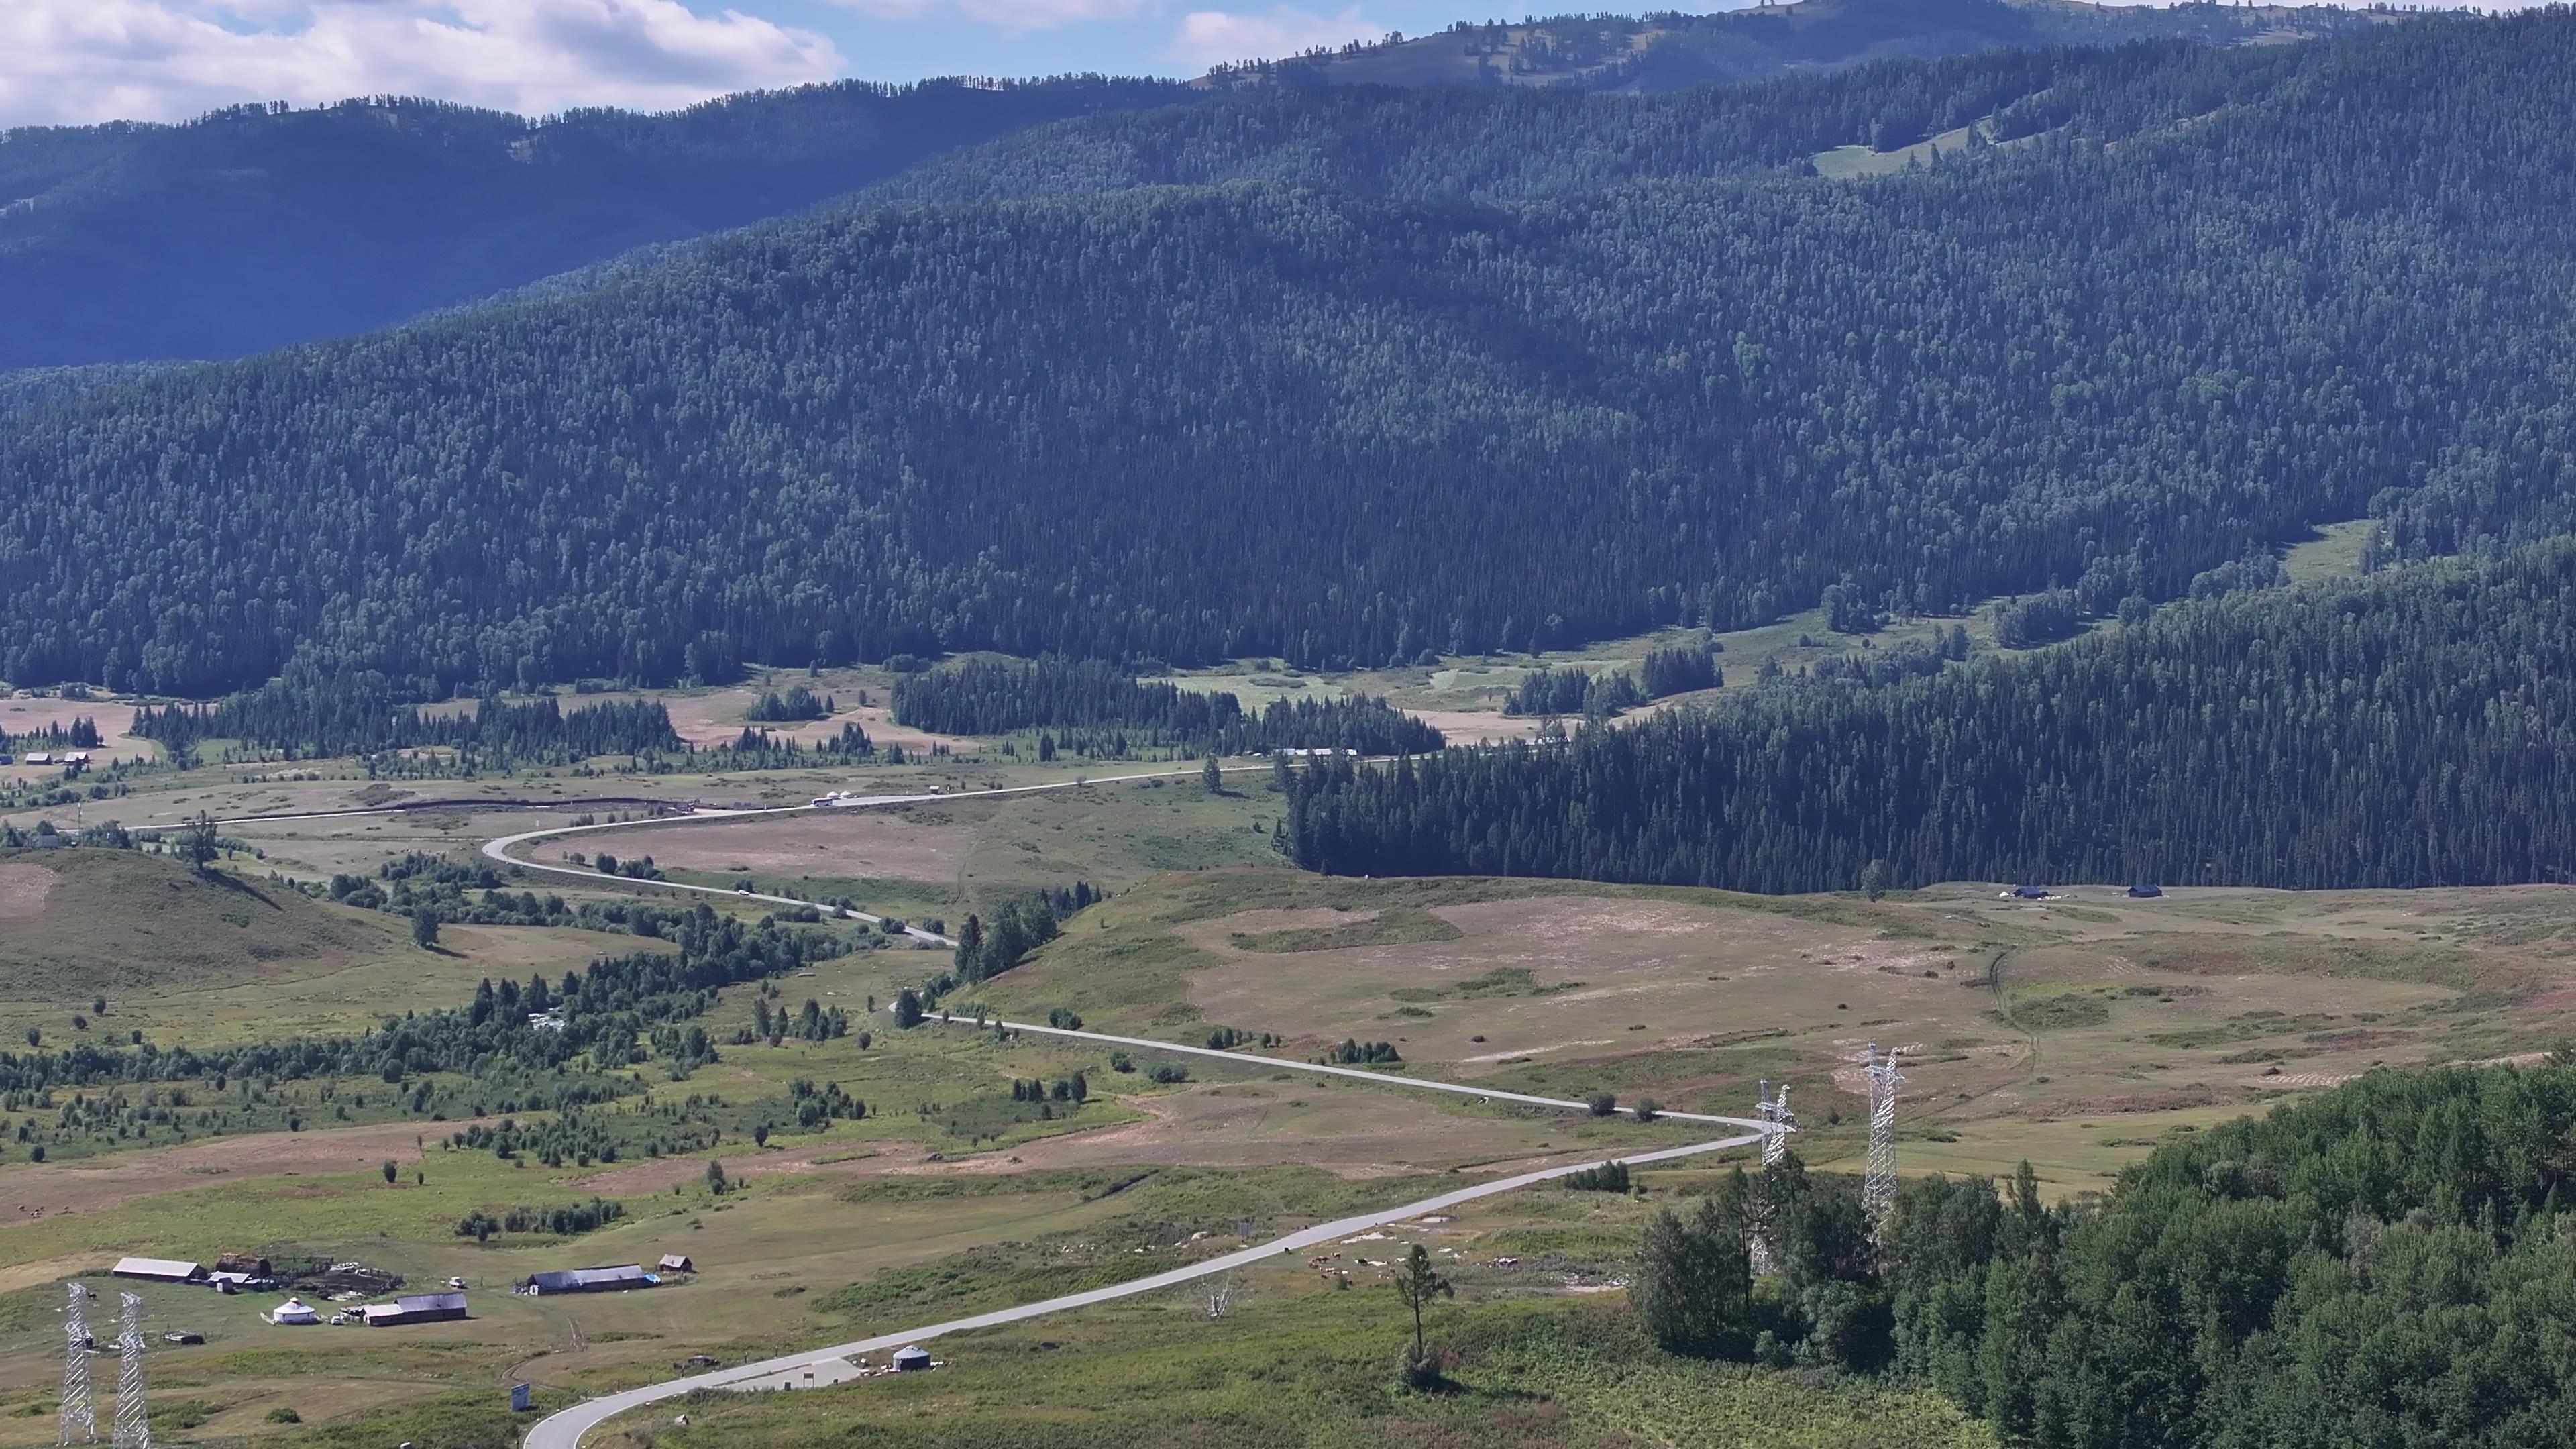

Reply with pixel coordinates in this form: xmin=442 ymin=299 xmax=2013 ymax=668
xmin=520 ymin=1122 xmax=1762 ymax=1448
xmin=473 ymin=763 xmax=1287 ymax=947
xmin=346 ymin=761 xmax=1782 ymax=1446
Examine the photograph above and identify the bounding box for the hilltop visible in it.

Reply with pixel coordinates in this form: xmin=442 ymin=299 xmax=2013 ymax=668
xmin=0 ymin=846 xmax=403 ymax=1000
xmin=0 ymin=77 xmax=1190 ymax=372
xmin=1200 ymin=0 xmax=2379 ymax=92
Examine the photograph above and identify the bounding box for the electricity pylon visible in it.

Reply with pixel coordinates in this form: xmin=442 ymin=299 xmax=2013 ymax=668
xmin=1863 ymin=1043 xmax=1904 ymax=1240
xmin=112 ymin=1293 xmax=149 ymax=1449
xmin=60 ymin=1284 xmax=97 ymax=1446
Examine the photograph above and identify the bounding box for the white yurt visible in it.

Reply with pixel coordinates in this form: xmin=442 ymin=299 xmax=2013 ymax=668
xmin=269 ymin=1298 xmax=319 ymax=1326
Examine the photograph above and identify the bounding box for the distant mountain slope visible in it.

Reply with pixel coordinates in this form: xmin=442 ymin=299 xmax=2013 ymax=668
xmin=1199 ymin=0 xmax=2381 ymax=93
xmin=0 ymin=78 xmax=1192 ymax=372
xmin=5 ymin=12 xmax=2571 ymax=701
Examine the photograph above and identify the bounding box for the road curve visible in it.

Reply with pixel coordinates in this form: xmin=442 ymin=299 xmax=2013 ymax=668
xmin=468 ymin=761 xmax=1779 ymax=1444
xmin=475 ymin=763 xmax=1285 ymax=947
xmin=520 ymin=1124 xmax=1762 ymax=1449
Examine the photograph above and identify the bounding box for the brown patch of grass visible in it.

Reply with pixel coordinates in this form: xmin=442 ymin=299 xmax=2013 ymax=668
xmin=3 ymin=1122 xmax=431 ymax=1216
xmin=0 ymin=861 xmax=58 ymax=919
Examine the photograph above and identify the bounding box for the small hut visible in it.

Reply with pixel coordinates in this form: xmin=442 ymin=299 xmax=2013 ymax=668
xmin=892 ymin=1346 xmax=932 ymax=1372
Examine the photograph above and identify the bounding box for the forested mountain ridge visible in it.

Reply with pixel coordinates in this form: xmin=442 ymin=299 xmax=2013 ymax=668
xmin=5 ymin=13 xmax=2573 ymax=698
xmin=1284 ymin=538 xmax=2576 ymax=893
xmin=1199 ymin=0 xmax=2377 ymax=95
xmin=0 ymin=77 xmax=1191 ymax=372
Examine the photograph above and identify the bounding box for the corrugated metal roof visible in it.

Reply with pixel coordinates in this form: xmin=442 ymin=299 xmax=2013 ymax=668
xmin=396 ymin=1292 xmax=467 ymax=1313
xmin=528 ymin=1265 xmax=651 ymax=1291
xmin=111 ymin=1257 xmax=203 ymax=1279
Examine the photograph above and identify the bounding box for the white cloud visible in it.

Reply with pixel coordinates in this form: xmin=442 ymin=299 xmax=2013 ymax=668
xmin=0 ymin=0 xmax=845 ymax=127
xmin=1167 ymin=4 xmax=1381 ymax=68
xmin=826 ymin=0 xmax=1151 ymax=34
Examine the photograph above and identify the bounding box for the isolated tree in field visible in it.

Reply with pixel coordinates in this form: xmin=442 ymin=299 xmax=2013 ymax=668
xmin=411 ymin=908 xmax=440 ymax=949
xmin=1391 ymin=1242 xmax=1453 ymax=1386
xmin=1860 ymin=859 xmax=1890 ymax=902
xmin=382 ymin=1159 xmax=398 ymax=1184
xmin=893 ymin=988 xmax=924 ymax=1029
xmin=1203 ymin=755 xmax=1223 ymax=793
xmin=182 ymin=810 xmax=219 ymax=872
xmin=1589 ymin=1092 xmax=1618 ymax=1117
xmin=704 ymin=1159 xmax=729 ymax=1195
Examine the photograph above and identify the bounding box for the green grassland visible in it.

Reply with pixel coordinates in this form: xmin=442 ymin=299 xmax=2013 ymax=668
xmin=974 ymin=870 xmax=2576 ymax=1196
xmin=0 ymin=848 xmax=664 ymax=1047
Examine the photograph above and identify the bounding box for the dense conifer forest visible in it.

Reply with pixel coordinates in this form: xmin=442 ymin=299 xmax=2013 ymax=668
xmin=892 ymin=658 xmax=1442 ymax=755
xmin=1283 ymin=541 xmax=2576 ymax=892
xmin=0 ymin=77 xmax=1192 ymax=371
xmin=131 ymin=669 xmax=682 ymax=763
xmin=8 ymin=14 xmax=2575 ymax=696
xmin=1646 ymin=1062 xmax=2576 ymax=1448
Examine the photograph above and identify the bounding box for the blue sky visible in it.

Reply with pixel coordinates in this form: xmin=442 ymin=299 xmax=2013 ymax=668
xmin=0 ymin=0 xmax=2500 ymax=130
xmin=0 ymin=0 xmax=1519 ymax=128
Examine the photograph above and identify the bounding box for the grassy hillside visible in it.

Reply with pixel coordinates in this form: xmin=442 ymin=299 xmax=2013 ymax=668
xmin=0 ymin=845 xmax=655 ymax=1049
xmin=0 ymin=847 xmax=405 ymax=1000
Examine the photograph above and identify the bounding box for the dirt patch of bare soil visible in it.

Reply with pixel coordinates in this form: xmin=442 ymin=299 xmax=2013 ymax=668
xmin=1404 ymin=710 xmax=1546 ymax=745
xmin=639 ymin=806 xmax=989 ymax=881
xmin=4 ymin=1122 xmax=431 ymax=1218
xmin=0 ymin=861 xmax=60 ymax=919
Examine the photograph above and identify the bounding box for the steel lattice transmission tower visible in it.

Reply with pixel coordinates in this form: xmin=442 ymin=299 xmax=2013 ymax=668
xmin=112 ymin=1293 xmax=150 ymax=1449
xmin=1863 ymin=1043 xmax=1904 ymax=1239
xmin=1748 ymin=1079 xmax=1798 ymax=1276
xmin=1759 ymin=1079 xmax=1794 ymax=1168
xmin=59 ymin=1284 xmax=97 ymax=1446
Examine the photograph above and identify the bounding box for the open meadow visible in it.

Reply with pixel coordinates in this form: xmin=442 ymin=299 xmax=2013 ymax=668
xmin=3 ymin=658 xmax=2570 ymax=1446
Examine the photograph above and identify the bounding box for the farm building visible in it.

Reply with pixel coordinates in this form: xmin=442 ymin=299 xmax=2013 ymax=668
xmin=215 ymin=1254 xmax=273 ymax=1277
xmin=523 ymin=1265 xmax=654 ymax=1295
xmin=362 ymin=1292 xmax=468 ymax=1327
xmin=2127 ymin=882 xmax=2165 ymax=898
xmin=892 ymin=1346 xmax=932 ymax=1372
xmin=111 ymin=1257 xmax=205 ymax=1283
xmin=657 ymin=1254 xmax=696 ymax=1274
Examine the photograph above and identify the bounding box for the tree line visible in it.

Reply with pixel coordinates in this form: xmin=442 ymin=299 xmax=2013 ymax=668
xmin=1284 ymin=540 xmax=2576 ymax=892
xmin=894 ymin=658 xmax=1442 ymax=756
xmin=1633 ymin=1061 xmax=2576 ymax=1448
xmin=132 ymin=666 xmax=680 ymax=763
xmin=10 ymin=16 xmax=2576 ymax=694
xmin=0 ymin=904 xmax=845 ymax=1096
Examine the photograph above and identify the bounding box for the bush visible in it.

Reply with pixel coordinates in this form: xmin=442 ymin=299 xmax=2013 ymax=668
xmin=1633 ymin=1097 xmax=1662 ymax=1123
xmin=266 ymin=1407 xmax=303 ymax=1424
xmin=1588 ymin=1092 xmax=1617 ymax=1117
xmin=1564 ymin=1160 xmax=1631 ymax=1192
